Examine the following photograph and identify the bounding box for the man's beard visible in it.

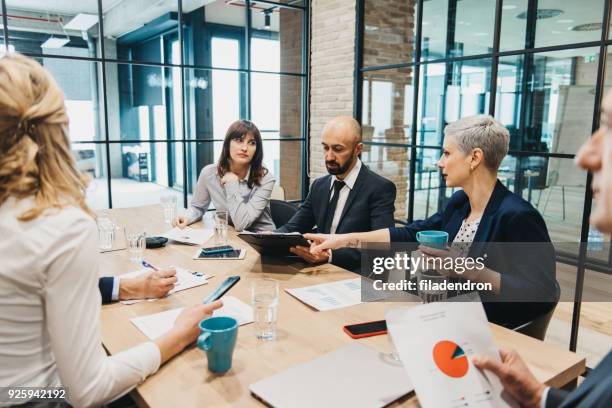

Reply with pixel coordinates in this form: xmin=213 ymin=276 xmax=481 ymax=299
xmin=326 ymin=153 xmax=355 ymax=175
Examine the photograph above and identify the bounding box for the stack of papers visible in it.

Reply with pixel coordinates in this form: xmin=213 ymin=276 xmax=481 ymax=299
xmin=119 ymin=267 xmax=213 ymax=305
xmin=285 ymin=278 xmax=363 ymax=311
xmin=160 ymin=227 xmax=215 ymax=246
xmin=130 ymin=296 xmax=254 ymax=340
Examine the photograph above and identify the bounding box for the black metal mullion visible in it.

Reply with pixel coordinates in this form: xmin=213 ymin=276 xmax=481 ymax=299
xmin=569 ymin=0 xmax=611 ymax=354
xmin=246 ymin=0 xmax=252 ymax=120
xmin=97 ymin=0 xmax=113 ymax=209
xmin=1 ymin=0 xmax=8 ymax=48
xmin=353 ymin=0 xmax=364 ymax=121
xmin=178 ymin=0 xmax=189 ymax=209
xmin=488 ymin=0 xmax=503 ymax=116
xmin=408 ymin=0 xmax=424 ymax=223
xmin=301 ymin=2 xmax=310 ymax=199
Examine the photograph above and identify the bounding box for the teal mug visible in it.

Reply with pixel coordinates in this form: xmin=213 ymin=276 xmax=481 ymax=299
xmin=197 ymin=316 xmax=238 ymax=373
xmin=416 ymin=230 xmax=449 ymax=249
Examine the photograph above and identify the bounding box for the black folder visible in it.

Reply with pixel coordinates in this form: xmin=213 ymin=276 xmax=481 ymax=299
xmin=237 ymin=232 xmax=310 ymax=256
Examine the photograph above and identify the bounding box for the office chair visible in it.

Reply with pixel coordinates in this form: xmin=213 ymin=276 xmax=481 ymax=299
xmin=270 ymin=199 xmax=298 ymax=229
xmin=512 ymin=305 xmax=556 ymax=341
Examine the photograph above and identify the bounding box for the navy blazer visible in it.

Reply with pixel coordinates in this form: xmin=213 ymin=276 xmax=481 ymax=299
xmin=389 ymin=180 xmax=560 ymax=328
xmin=546 ymin=350 xmax=612 ymax=408
xmin=278 ymin=164 xmax=396 ymax=271
xmin=98 ymin=277 xmax=114 ymax=304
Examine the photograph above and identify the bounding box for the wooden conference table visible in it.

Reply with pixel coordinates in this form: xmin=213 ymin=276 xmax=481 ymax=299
xmin=98 ymin=205 xmax=585 ymax=407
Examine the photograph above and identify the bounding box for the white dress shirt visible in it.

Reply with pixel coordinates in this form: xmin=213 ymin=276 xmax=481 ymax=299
xmin=0 ymin=197 xmax=160 ymax=407
xmin=328 ymin=158 xmax=362 ymax=234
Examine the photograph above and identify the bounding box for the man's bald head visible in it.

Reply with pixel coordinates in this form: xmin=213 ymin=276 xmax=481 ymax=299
xmin=322 ymin=116 xmax=362 ymax=145
xmin=321 ymin=116 xmax=363 ymax=178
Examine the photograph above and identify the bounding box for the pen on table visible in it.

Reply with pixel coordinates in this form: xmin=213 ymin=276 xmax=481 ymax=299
xmin=141 ymin=260 xmax=160 ymax=271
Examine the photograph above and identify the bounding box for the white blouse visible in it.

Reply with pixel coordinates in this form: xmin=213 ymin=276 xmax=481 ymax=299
xmin=0 ymin=197 xmax=160 ymax=407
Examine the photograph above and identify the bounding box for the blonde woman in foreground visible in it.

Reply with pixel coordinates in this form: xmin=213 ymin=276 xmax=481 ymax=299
xmin=0 ymin=54 xmax=221 ymax=407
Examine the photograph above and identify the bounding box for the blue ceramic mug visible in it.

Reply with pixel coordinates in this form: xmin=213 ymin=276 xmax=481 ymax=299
xmin=197 ymin=316 xmax=238 ymax=373
xmin=416 ymin=230 xmax=449 ymax=249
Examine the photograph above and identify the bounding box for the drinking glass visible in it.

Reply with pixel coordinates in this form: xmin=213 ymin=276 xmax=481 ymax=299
xmin=214 ymin=210 xmax=229 ymax=245
xmin=124 ymin=226 xmax=146 ymax=263
xmin=251 ymin=279 xmax=280 ymax=340
xmin=160 ymin=194 xmax=178 ymax=227
xmin=97 ymin=217 xmax=115 ymax=251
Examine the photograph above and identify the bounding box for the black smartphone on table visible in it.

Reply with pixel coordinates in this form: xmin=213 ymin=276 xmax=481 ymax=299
xmin=202 ymin=275 xmax=241 ymax=304
xmin=343 ymin=320 xmax=388 ymax=339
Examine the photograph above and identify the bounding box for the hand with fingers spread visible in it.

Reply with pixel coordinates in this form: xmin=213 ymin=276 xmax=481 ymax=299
xmin=119 ymin=268 xmax=178 ymax=300
xmin=472 ymin=348 xmax=545 ymax=408
xmin=290 ymin=245 xmax=330 ymax=264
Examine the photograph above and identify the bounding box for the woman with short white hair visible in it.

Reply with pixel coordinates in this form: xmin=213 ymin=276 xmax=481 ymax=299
xmin=307 ymin=114 xmax=559 ymax=329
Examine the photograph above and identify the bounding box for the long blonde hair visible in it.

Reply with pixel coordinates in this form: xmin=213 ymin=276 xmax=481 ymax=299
xmin=0 ymin=53 xmax=92 ymax=221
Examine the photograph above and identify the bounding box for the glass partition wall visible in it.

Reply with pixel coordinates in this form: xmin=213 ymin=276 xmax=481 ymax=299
xmin=1 ymin=0 xmax=308 ymax=209
xmin=356 ymin=0 xmax=612 ymax=368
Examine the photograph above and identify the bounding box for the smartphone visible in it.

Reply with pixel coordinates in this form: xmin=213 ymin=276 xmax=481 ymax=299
xmin=201 ymin=245 xmax=234 ymax=255
xmin=202 ymin=275 xmax=241 ymax=304
xmin=343 ymin=320 xmax=387 ymax=339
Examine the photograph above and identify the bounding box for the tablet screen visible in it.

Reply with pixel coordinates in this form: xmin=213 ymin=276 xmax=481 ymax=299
xmin=196 ymin=249 xmax=242 ymax=259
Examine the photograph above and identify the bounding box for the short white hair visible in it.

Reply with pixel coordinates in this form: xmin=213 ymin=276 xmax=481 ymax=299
xmin=444 ymin=115 xmax=509 ymax=171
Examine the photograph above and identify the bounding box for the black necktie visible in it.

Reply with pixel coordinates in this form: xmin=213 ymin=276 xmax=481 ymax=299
xmin=322 ymin=180 xmax=346 ymax=233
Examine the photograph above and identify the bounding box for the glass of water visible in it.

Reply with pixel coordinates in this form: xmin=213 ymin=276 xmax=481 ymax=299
xmin=251 ymin=279 xmax=279 ymax=340
xmin=124 ymin=226 xmax=146 ymax=263
xmin=160 ymin=194 xmax=178 ymax=227
xmin=97 ymin=217 xmax=115 ymax=251
xmin=214 ymin=210 xmax=229 ymax=245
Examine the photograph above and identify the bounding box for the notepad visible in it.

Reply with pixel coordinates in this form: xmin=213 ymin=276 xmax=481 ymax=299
xmin=285 ymin=278 xmax=363 ymax=311
xmin=249 ymin=342 xmax=413 ymax=408
xmin=160 ymin=227 xmax=215 ymax=246
xmin=119 ymin=267 xmax=213 ymax=305
xmin=130 ymin=296 xmax=254 ymax=340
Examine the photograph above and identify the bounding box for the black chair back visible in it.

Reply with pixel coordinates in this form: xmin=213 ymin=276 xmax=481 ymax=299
xmin=270 ymin=199 xmax=298 ymax=229
xmin=513 ymin=305 xmax=556 ymax=341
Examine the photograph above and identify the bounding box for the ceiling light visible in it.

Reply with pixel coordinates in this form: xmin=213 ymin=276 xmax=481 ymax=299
xmin=571 ymin=23 xmax=605 ymax=32
xmin=517 ymin=9 xmax=563 ymax=19
xmin=556 ymin=19 xmax=574 ymax=24
xmin=503 ymin=4 xmax=517 ymax=10
xmin=41 ymin=37 xmax=70 ymax=49
xmin=64 ymin=13 xmax=98 ymax=31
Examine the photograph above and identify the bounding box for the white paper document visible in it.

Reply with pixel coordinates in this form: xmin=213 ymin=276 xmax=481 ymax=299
xmin=285 ymin=278 xmax=362 ymax=311
xmin=130 ymin=296 xmax=254 ymax=340
xmin=160 ymin=227 xmax=215 ymax=246
xmin=386 ymin=298 xmax=518 ymax=408
xmin=119 ymin=267 xmax=212 ymax=305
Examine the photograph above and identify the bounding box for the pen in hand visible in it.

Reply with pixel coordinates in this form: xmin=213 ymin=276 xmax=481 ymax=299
xmin=141 ymin=260 xmax=160 ymax=271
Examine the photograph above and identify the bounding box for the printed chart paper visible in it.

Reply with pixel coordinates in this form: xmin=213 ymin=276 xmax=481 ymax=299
xmin=386 ymin=299 xmax=518 ymax=408
xmin=285 ymin=278 xmax=362 ymax=311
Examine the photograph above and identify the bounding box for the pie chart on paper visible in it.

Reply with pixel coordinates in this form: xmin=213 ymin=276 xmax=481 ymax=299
xmin=432 ymin=340 xmax=469 ymax=378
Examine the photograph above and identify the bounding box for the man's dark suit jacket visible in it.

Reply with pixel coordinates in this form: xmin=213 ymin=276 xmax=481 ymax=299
xmin=277 ymin=164 xmax=396 ymax=271
xmin=98 ymin=277 xmax=114 ymax=304
xmin=389 ymin=180 xmax=560 ymax=328
xmin=547 ymin=350 xmax=612 ymax=408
